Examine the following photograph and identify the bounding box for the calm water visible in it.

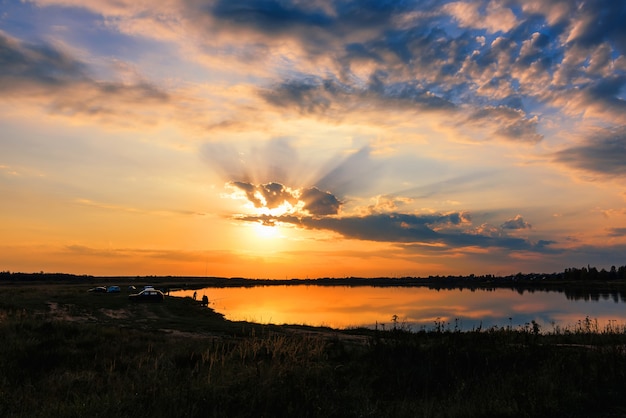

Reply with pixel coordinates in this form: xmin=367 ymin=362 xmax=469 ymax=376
xmin=171 ymin=285 xmax=626 ymax=331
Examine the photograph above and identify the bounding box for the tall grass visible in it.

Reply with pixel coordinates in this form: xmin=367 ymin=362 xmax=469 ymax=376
xmin=2 ymin=286 xmax=626 ymax=417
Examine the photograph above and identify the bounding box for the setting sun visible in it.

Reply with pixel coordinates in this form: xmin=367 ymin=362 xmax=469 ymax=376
xmin=254 ymin=223 xmax=280 ymax=239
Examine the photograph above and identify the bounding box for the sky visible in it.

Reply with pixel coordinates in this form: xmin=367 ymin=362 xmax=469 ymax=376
xmin=1 ymin=0 xmax=626 ymax=278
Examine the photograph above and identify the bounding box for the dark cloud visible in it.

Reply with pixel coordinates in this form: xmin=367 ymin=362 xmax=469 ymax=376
xmin=241 ymin=213 xmax=440 ymax=242
xmin=231 ymin=181 xmax=263 ymax=207
xmin=259 ymin=182 xmax=298 ymax=208
xmin=298 ymin=213 xmax=439 ymax=242
xmin=300 ymin=187 xmax=341 ymax=216
xmin=515 ymin=31 xmax=552 ymax=67
xmin=193 ymin=0 xmax=626 ymax=140
xmin=190 ymin=0 xmax=415 ymax=62
xmin=260 ymin=75 xmax=454 ymax=116
xmin=230 ymin=181 xmax=298 ymax=209
xmin=206 ymin=0 xmax=418 ymax=38
xmin=607 ymin=228 xmax=626 ymax=237
xmin=471 ymin=35 xmax=516 ymax=68
xmin=501 ymin=215 xmax=532 ymax=230
xmin=247 ymin=8 xmax=530 ymax=141
xmin=0 ymin=31 xmax=169 ymax=116
xmin=554 ymin=127 xmax=626 ymax=177
xmin=210 ymin=0 xmax=333 ymax=34
xmin=261 ymin=77 xmax=334 ymax=114
xmin=0 ymin=31 xmax=86 ymax=87
xmin=238 ymin=211 xmax=554 ymax=253
xmin=434 ymin=233 xmax=542 ymax=252
xmin=343 ymin=42 xmax=384 ymax=63
xmin=229 ymin=181 xmax=342 ymax=215
xmin=495 ymin=117 xmax=542 ymax=142
xmin=465 ymin=106 xmax=543 ymax=143
xmin=543 ymin=75 xmax=626 ymax=122
xmin=201 ymin=2 xmax=471 ymax=118
xmin=564 ymin=0 xmax=626 ymax=53
xmin=584 ymin=76 xmax=626 ymax=111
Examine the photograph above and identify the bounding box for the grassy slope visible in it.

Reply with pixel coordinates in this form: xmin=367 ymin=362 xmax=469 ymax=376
xmin=1 ymin=283 xmax=626 ymax=417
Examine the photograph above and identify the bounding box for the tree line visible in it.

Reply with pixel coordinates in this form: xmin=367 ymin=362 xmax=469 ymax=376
xmin=2 ymin=264 xmax=626 ymax=285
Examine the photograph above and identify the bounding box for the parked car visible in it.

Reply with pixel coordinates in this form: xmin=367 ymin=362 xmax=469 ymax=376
xmin=88 ymin=286 xmax=107 ymax=293
xmin=107 ymin=286 xmax=121 ymax=293
xmin=128 ymin=288 xmax=165 ymax=302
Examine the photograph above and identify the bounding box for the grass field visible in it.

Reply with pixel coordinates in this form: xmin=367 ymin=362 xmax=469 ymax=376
xmin=2 ymin=281 xmax=626 ymax=417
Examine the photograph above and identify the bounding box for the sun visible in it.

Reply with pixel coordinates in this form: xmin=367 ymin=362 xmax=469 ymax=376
xmin=254 ymin=222 xmax=280 ymax=239
xmin=234 ymin=221 xmax=289 ymax=255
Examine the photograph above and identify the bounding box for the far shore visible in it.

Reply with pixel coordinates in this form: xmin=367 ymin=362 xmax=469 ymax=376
xmin=2 ymin=269 xmax=626 ymax=293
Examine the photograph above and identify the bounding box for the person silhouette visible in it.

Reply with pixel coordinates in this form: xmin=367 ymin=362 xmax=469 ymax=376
xmin=193 ymin=291 xmax=197 ymax=300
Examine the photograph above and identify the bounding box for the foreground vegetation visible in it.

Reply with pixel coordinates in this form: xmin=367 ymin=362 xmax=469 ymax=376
xmin=2 ymin=283 xmax=626 ymax=417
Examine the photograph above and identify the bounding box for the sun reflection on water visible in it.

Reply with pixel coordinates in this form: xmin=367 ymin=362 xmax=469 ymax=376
xmin=172 ymin=285 xmax=626 ymax=331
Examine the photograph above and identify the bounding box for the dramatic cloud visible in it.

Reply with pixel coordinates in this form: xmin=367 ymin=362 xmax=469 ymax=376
xmin=0 ymin=31 xmax=86 ymax=86
xmin=563 ymin=0 xmax=626 ymax=52
xmin=0 ymin=30 xmax=170 ymax=123
xmin=300 ymin=187 xmax=341 ymax=216
xmin=239 ymin=212 xmax=553 ymax=254
xmin=554 ymin=127 xmax=626 ymax=177
xmin=229 ymin=181 xmax=342 ymax=216
xmin=259 ymin=75 xmax=456 ymax=116
xmin=10 ymin=1 xmax=626 ymax=139
xmin=465 ymin=106 xmax=542 ymax=143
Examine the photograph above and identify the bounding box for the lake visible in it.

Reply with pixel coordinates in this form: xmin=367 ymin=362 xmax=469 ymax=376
xmin=171 ymin=285 xmax=626 ymax=332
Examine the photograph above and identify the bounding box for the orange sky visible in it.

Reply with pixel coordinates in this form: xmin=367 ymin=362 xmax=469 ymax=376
xmin=2 ymin=1 xmax=626 ymax=278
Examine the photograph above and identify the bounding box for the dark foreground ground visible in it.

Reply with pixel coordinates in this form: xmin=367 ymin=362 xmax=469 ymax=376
xmin=1 ymin=282 xmax=626 ymax=417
